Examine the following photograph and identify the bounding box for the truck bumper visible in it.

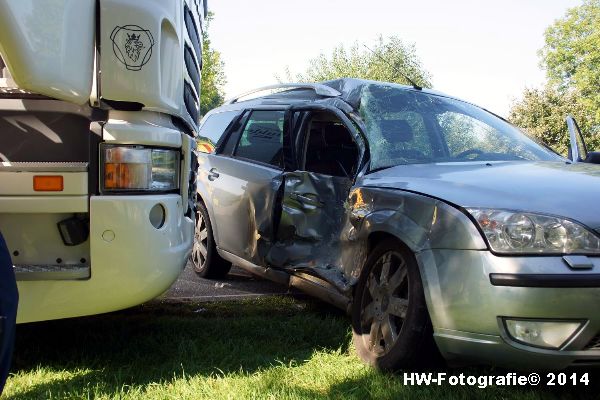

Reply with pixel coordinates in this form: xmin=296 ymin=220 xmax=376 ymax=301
xmin=16 ymin=194 xmax=193 ymax=323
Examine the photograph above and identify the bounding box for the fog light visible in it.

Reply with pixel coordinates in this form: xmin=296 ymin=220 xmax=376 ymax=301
xmin=504 ymin=319 xmax=584 ymax=349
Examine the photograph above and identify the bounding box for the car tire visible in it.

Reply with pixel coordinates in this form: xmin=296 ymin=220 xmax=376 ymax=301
xmin=352 ymin=237 xmax=439 ymax=370
xmin=190 ymin=200 xmax=232 ymax=279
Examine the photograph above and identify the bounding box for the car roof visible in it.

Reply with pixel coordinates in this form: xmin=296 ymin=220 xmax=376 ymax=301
xmin=203 ymin=78 xmax=478 ymax=119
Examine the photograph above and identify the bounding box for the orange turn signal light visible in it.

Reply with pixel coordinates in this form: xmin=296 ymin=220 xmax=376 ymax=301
xmin=33 ymin=175 xmax=64 ymax=192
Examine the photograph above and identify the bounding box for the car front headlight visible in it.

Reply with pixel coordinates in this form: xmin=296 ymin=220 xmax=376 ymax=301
xmin=102 ymin=145 xmax=180 ymax=192
xmin=467 ymin=208 xmax=600 ymax=254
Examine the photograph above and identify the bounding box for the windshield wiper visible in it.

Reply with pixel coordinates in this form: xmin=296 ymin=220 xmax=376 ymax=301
xmin=367 ymin=163 xmax=405 ymax=174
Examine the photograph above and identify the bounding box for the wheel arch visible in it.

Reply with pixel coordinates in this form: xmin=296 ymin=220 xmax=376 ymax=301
xmin=367 ymin=230 xmax=414 ymax=255
xmin=351 ymin=230 xmax=440 ymax=368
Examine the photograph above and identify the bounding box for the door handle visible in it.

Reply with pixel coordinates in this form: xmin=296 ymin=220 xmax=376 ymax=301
xmin=207 ymin=168 xmax=220 ymax=181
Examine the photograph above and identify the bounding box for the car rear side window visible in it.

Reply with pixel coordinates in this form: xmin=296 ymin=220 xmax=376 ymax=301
xmin=197 ymin=110 xmax=240 ymax=153
xmin=235 ymin=110 xmax=285 ymax=168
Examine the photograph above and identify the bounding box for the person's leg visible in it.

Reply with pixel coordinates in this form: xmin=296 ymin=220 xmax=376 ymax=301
xmin=0 ymin=232 xmax=18 ymax=395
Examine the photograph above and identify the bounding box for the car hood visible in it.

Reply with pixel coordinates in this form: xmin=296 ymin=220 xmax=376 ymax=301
xmin=361 ymin=161 xmax=600 ymax=231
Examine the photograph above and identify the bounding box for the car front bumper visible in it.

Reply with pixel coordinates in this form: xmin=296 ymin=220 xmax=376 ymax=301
xmin=416 ymin=249 xmax=600 ymax=369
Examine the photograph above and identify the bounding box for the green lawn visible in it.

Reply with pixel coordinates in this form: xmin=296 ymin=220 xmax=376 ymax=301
xmin=3 ymin=297 xmax=597 ymax=399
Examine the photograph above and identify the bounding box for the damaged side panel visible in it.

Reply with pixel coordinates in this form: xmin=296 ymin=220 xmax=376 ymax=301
xmin=266 ymin=171 xmax=353 ymax=291
xmin=338 ymin=186 xmax=486 ymax=293
xmin=261 ymin=172 xmax=485 ymax=300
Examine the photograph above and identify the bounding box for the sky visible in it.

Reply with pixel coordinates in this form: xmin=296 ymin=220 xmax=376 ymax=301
xmin=208 ymin=0 xmax=581 ymax=117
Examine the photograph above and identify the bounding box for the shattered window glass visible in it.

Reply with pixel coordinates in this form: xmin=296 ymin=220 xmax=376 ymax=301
xmin=359 ymin=84 xmax=563 ymax=170
xmin=438 ymin=112 xmax=517 ymax=157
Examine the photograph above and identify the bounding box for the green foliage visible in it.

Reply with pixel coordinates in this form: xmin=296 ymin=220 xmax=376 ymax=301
xmin=200 ymin=13 xmax=226 ymax=116
xmin=510 ymin=0 xmax=600 ymax=154
xmin=280 ymin=36 xmax=432 ymax=88
xmin=541 ymin=0 xmax=600 ymax=121
xmin=509 ymin=86 xmax=599 ymax=155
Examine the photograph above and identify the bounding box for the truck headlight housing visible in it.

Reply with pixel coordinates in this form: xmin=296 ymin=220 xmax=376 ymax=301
xmin=102 ymin=145 xmax=180 ymax=192
xmin=467 ymin=208 xmax=600 ymax=254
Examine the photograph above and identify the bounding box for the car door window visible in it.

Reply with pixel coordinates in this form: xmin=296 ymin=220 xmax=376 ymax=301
xmin=197 ymin=110 xmax=241 ymax=153
xmin=235 ymin=110 xmax=285 ymax=168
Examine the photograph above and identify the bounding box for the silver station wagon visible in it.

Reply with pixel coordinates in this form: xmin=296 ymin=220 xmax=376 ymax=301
xmin=193 ymin=79 xmax=600 ymax=370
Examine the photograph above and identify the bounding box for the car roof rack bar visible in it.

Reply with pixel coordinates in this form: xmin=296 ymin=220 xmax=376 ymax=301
xmin=225 ymin=83 xmax=342 ymax=104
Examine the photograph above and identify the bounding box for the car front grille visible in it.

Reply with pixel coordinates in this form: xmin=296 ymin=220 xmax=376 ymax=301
xmin=584 ymin=334 xmax=600 ymax=351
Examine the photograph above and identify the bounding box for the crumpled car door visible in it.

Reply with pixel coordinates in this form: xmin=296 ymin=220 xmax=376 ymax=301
xmin=266 ymin=171 xmax=353 ymax=287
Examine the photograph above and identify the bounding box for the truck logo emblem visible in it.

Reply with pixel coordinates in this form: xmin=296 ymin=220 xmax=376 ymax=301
xmin=110 ymin=25 xmax=154 ymax=71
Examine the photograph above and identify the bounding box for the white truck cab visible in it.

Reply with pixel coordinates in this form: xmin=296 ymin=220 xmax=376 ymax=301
xmin=0 ymin=0 xmax=205 ymax=323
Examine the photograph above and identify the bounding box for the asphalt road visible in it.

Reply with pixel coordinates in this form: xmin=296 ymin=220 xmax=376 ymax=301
xmin=164 ymin=261 xmax=294 ymax=301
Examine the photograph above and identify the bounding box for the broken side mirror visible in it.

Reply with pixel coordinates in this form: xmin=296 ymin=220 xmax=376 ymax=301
xmin=566 ymin=116 xmax=587 ymax=162
xmin=566 ymin=116 xmax=600 ymax=164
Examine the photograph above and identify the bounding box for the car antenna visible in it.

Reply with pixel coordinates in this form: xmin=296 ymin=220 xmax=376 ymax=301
xmin=363 ymin=44 xmax=423 ymax=90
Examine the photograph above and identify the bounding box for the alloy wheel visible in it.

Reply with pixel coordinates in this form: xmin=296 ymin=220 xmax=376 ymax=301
xmin=191 ymin=210 xmax=208 ymax=272
xmin=360 ymin=250 xmax=409 ymax=355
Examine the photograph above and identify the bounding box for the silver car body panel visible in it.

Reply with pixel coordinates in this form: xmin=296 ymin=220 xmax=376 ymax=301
xmin=363 ymin=161 xmax=600 ymax=230
xmin=419 ymin=249 xmax=600 ymax=368
xmin=197 ymin=153 xmax=282 ymax=266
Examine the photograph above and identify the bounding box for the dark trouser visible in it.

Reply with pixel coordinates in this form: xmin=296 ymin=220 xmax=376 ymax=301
xmin=0 ymin=232 xmax=18 ymax=395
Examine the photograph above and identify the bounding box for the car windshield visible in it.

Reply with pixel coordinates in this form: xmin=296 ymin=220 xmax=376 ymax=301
xmin=359 ymin=84 xmax=564 ymax=171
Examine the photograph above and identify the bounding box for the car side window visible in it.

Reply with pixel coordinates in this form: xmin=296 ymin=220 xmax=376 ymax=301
xmin=234 ymin=110 xmax=285 ymax=168
xmin=197 ymin=110 xmax=240 ymax=153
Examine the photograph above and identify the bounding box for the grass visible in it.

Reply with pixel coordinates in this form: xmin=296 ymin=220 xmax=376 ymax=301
xmin=3 ymin=296 xmax=599 ymax=399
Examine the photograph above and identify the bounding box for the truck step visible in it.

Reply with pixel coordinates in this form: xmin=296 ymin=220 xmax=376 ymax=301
xmin=14 ymin=264 xmax=90 ymax=281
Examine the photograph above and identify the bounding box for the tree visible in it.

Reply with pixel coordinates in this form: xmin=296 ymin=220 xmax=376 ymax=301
xmin=541 ymin=0 xmax=600 ymax=121
xmin=509 ymin=86 xmax=598 ymax=154
xmin=280 ymin=36 xmax=432 ymax=88
xmin=509 ymin=0 xmax=600 ymax=153
xmin=200 ymin=13 xmax=226 ymax=116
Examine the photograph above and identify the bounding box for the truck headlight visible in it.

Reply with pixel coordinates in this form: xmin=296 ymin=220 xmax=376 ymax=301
xmin=102 ymin=145 xmax=180 ymax=192
xmin=467 ymin=208 xmax=600 ymax=254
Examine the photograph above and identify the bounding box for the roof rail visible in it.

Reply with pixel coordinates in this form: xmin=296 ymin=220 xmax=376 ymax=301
xmin=225 ymin=83 xmax=342 ymax=104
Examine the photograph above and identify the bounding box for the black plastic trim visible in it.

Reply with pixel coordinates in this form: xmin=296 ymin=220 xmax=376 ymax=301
xmin=184 ymin=82 xmax=199 ymax=124
xmin=490 ymin=273 xmax=600 ymax=288
xmin=101 ymin=99 xmax=144 ymax=111
xmin=184 ymin=43 xmax=200 ymax=93
xmin=184 ymin=4 xmax=202 ymax=62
